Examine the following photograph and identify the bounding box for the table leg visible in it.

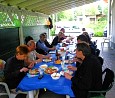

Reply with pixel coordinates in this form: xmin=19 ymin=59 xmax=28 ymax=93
xmin=66 ymin=95 xmax=70 ymax=98
xmin=28 ymin=91 xmax=34 ymax=98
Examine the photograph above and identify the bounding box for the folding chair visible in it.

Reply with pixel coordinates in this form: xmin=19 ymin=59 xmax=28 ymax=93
xmin=0 ymin=82 xmax=11 ymax=98
xmin=87 ymin=68 xmax=114 ymax=98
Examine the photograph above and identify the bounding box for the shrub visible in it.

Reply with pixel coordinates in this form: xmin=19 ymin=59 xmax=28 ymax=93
xmin=50 ymin=28 xmax=55 ymax=36
xmin=94 ymin=32 xmax=103 ymax=37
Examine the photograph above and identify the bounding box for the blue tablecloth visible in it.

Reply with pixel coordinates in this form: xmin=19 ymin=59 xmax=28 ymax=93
xmin=17 ymin=45 xmax=76 ymax=97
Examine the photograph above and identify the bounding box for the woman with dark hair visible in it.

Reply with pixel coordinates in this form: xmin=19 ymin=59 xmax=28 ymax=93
xmin=64 ymin=43 xmax=102 ymax=98
xmin=25 ymin=36 xmax=33 ymax=45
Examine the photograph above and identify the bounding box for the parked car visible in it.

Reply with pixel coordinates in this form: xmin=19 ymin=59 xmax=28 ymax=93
xmin=55 ymin=21 xmax=82 ymax=37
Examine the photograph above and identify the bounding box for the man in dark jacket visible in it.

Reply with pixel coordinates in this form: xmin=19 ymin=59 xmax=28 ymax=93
xmin=64 ymin=43 xmax=102 ymax=98
xmin=4 ymin=45 xmax=29 ymax=89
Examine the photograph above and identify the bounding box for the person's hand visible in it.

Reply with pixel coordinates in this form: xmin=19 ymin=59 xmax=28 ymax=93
xmin=20 ymin=67 xmax=29 ymax=72
xmin=28 ymin=62 xmax=35 ymax=69
xmin=64 ymin=72 xmax=73 ymax=80
xmin=36 ymin=58 xmax=42 ymax=63
xmin=46 ymin=54 xmax=51 ymax=59
xmin=67 ymin=65 xmax=77 ymax=71
xmin=73 ymin=57 xmax=82 ymax=64
xmin=52 ymin=46 xmax=56 ymax=50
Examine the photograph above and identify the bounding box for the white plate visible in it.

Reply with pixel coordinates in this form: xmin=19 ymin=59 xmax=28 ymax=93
xmin=65 ymin=60 xmax=73 ymax=64
xmin=39 ymin=64 xmax=48 ymax=70
xmin=27 ymin=73 xmax=38 ymax=78
xmin=60 ymin=70 xmax=73 ymax=76
xmin=43 ymin=59 xmax=52 ymax=62
xmin=51 ymin=73 xmax=61 ymax=80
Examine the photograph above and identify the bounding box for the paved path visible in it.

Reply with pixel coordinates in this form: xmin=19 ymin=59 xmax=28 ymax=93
xmin=92 ymin=37 xmax=115 ymax=98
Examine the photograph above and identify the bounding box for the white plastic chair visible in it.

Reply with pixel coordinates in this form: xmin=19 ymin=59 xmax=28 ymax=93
xmin=101 ymin=36 xmax=112 ymax=50
xmin=0 ymin=82 xmax=11 ymax=98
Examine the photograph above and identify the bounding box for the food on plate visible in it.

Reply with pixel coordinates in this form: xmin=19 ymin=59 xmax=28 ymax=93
xmin=60 ymin=70 xmax=73 ymax=76
xmin=45 ymin=67 xmax=58 ymax=74
xmin=29 ymin=69 xmax=39 ymax=75
xmin=43 ymin=58 xmax=52 ymax=62
xmin=65 ymin=60 xmax=73 ymax=64
xmin=51 ymin=73 xmax=61 ymax=80
xmin=40 ymin=64 xmax=48 ymax=70
xmin=55 ymin=59 xmax=61 ymax=64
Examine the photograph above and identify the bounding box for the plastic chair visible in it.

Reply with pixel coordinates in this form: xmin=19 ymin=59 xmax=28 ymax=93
xmin=87 ymin=68 xmax=114 ymax=98
xmin=0 ymin=82 xmax=11 ymax=98
xmin=101 ymin=36 xmax=111 ymax=50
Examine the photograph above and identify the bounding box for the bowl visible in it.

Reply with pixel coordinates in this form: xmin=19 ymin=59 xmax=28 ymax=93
xmin=39 ymin=64 xmax=48 ymax=70
xmin=51 ymin=73 xmax=61 ymax=80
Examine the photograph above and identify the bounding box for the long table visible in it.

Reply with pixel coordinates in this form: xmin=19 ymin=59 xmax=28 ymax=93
xmin=17 ymin=50 xmax=76 ymax=98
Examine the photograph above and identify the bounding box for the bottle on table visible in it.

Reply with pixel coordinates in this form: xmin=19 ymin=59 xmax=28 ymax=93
xmin=56 ymin=50 xmax=59 ymax=60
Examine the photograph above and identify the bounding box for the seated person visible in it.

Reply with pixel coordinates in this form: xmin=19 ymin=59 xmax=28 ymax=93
xmin=25 ymin=40 xmax=51 ymax=68
xmin=0 ymin=59 xmax=7 ymax=97
xmin=0 ymin=59 xmax=6 ymax=82
xmin=43 ymin=33 xmax=52 ymax=48
xmin=77 ymin=34 xmax=96 ymax=56
xmin=24 ymin=36 xmax=33 ymax=45
xmin=36 ymin=33 xmax=55 ymax=55
xmin=4 ymin=45 xmax=30 ymax=89
xmin=51 ymin=31 xmax=64 ymax=46
xmin=82 ymin=32 xmax=100 ymax=56
xmin=64 ymin=43 xmax=102 ymax=98
xmin=60 ymin=28 xmax=66 ymax=39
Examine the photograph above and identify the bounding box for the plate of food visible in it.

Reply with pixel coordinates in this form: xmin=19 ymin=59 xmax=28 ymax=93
xmin=45 ymin=66 xmax=58 ymax=74
xmin=65 ymin=60 xmax=73 ymax=64
xmin=29 ymin=68 xmax=39 ymax=75
xmin=54 ymin=59 xmax=61 ymax=64
xmin=43 ymin=58 xmax=52 ymax=62
xmin=60 ymin=70 xmax=73 ymax=76
xmin=51 ymin=73 xmax=61 ymax=80
xmin=39 ymin=64 xmax=48 ymax=70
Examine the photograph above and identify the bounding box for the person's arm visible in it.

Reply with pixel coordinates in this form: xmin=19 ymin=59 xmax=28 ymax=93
xmin=51 ymin=36 xmax=58 ymax=46
xmin=37 ymin=41 xmax=49 ymax=52
xmin=45 ymin=40 xmax=52 ymax=48
xmin=36 ymin=52 xmax=51 ymax=59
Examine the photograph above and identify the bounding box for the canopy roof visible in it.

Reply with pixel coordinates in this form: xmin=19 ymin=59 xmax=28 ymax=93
xmin=0 ymin=0 xmax=96 ymax=15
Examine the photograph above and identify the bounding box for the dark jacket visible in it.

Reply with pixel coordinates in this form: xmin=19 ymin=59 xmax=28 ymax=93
xmin=51 ymin=36 xmax=59 ymax=46
xmin=4 ymin=56 xmax=27 ymax=89
xmin=71 ymin=55 xmax=102 ymax=98
xmin=44 ymin=40 xmax=52 ymax=48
